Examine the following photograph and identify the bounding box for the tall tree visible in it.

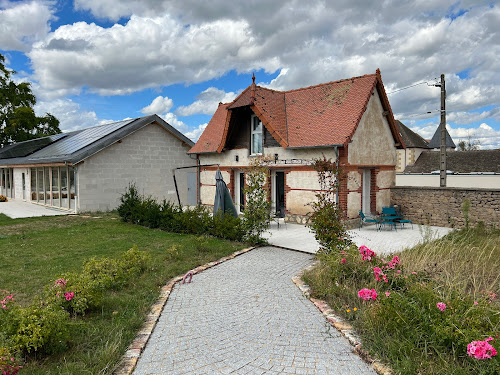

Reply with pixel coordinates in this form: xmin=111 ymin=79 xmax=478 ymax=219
xmin=0 ymin=53 xmax=61 ymax=146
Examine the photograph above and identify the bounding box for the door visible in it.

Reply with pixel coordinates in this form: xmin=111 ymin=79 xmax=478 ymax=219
xmin=234 ymin=171 xmax=245 ymax=214
xmin=362 ymin=169 xmax=371 ymax=214
xmin=187 ymin=172 xmax=197 ymax=206
xmin=22 ymin=173 xmax=26 ymax=200
xmin=274 ymin=171 xmax=285 ymax=217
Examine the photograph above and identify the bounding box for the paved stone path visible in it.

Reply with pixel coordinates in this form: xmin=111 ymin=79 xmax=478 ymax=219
xmin=134 ymin=247 xmax=376 ymax=375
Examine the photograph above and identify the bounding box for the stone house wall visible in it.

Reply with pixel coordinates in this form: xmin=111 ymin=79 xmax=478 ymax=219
xmin=391 ymin=186 xmax=499 ymax=228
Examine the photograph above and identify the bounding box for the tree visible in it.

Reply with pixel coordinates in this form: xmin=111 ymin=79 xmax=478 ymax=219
xmin=243 ymin=155 xmax=273 ymax=244
xmin=307 ymin=156 xmax=351 ymax=254
xmin=457 ymin=131 xmax=481 ymax=151
xmin=0 ymin=53 xmax=61 ymax=146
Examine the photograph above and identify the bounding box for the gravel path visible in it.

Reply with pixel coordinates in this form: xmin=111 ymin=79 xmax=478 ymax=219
xmin=134 ymin=247 xmax=376 ymax=375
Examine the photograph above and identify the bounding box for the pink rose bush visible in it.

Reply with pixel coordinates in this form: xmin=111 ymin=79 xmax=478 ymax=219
xmin=467 ymin=337 xmax=497 ymax=360
xmin=0 ymin=290 xmax=14 ymax=310
xmin=358 ymin=288 xmax=378 ymax=301
xmin=359 ymin=245 xmax=375 ymax=261
xmin=64 ymin=292 xmax=75 ymax=301
xmin=436 ymin=302 xmax=446 ymax=312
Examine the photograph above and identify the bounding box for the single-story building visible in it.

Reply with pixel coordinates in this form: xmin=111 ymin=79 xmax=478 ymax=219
xmin=0 ymin=114 xmax=195 ymax=212
xmin=188 ymin=69 xmax=404 ymax=222
xmin=396 ymin=149 xmax=500 ymax=189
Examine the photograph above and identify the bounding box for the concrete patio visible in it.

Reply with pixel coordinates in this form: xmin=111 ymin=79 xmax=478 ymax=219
xmin=0 ymin=199 xmax=71 ymax=219
xmin=264 ymin=221 xmax=453 ymax=255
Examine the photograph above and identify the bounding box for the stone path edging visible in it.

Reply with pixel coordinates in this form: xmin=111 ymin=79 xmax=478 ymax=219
xmin=112 ymin=246 xmax=255 ymax=375
xmin=291 ymin=263 xmax=393 ymax=375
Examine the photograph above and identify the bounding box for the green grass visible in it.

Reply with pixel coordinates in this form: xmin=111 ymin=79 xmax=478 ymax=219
xmin=303 ymin=225 xmax=500 ymax=375
xmin=0 ymin=212 xmax=246 ymax=374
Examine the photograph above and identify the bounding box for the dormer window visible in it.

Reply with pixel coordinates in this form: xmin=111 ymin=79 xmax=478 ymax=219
xmin=251 ymin=114 xmax=263 ymax=155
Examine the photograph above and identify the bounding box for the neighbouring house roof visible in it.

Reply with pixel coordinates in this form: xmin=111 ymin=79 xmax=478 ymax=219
xmin=403 ymin=150 xmax=500 ymax=174
xmin=428 ymin=126 xmax=456 ymax=149
xmin=189 ymin=69 xmax=403 ymax=154
xmin=396 ymin=120 xmax=429 ymax=149
xmin=0 ymin=114 xmax=194 ymax=166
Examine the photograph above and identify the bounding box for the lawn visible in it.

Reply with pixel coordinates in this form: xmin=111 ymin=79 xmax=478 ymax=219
xmin=0 ymin=212 xmax=246 ymax=374
xmin=303 ymin=225 xmax=500 ymax=375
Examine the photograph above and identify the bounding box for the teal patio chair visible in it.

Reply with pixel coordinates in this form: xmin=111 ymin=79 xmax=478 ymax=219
xmin=359 ymin=211 xmax=380 ymax=230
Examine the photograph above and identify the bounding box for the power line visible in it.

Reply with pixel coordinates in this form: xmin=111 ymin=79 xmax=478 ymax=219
xmin=386 ymin=78 xmax=440 ymax=95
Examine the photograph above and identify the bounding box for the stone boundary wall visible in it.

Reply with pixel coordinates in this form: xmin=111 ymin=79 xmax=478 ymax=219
xmin=391 ymin=186 xmax=500 ymax=228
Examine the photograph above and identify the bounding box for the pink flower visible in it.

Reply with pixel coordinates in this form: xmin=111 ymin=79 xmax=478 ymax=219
xmin=373 ymin=267 xmax=383 ymax=281
xmin=358 ymin=288 xmax=377 ymax=301
xmin=64 ymin=292 xmax=74 ymax=301
xmin=467 ymin=337 xmax=497 ymax=359
xmin=436 ymin=302 xmax=446 ymax=311
xmin=359 ymin=245 xmax=376 ymax=261
xmin=474 ymin=301 xmax=478 ymax=305
xmin=385 ymin=292 xmax=391 ymax=297
xmin=341 ymin=258 xmax=346 ymax=264
xmin=55 ymin=278 xmax=67 ymax=288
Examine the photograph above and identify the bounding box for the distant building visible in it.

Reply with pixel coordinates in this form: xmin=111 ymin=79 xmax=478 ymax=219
xmin=396 ymin=150 xmax=500 ymax=189
xmin=0 ymin=115 xmax=195 ymax=212
xmin=395 ymin=120 xmax=429 ymax=172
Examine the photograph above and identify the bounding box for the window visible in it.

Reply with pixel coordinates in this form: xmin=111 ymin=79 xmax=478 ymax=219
xmin=251 ymin=114 xmax=263 ymax=155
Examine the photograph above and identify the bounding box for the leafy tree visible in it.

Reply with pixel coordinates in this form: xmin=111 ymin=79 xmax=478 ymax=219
xmin=243 ymin=155 xmax=273 ymax=244
xmin=307 ymin=156 xmax=351 ymax=253
xmin=0 ymin=53 xmax=61 ymax=146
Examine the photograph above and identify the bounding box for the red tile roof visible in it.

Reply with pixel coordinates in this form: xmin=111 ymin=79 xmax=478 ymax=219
xmin=189 ymin=70 xmax=402 ymax=153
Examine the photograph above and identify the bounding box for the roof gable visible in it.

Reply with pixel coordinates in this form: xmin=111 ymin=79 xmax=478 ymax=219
xmin=189 ymin=70 xmax=402 ymax=153
xmin=428 ymin=126 xmax=456 ymax=148
xmin=396 ymin=120 xmax=429 ymax=148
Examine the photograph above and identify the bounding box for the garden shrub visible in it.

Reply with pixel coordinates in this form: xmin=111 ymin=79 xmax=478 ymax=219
xmin=307 ymin=156 xmax=350 ymax=253
xmin=117 ymin=183 xmax=141 ymax=222
xmin=8 ymin=300 xmax=69 ymax=355
xmin=118 ymin=184 xmax=247 ymax=242
xmin=212 ymin=212 xmax=245 ymax=241
xmin=303 ymin=240 xmax=500 ymax=374
xmin=242 ymin=155 xmax=272 ymax=244
xmin=0 ymin=347 xmax=22 ymax=374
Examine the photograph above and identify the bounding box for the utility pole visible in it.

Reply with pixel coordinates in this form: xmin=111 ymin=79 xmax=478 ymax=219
xmin=438 ymin=74 xmax=446 ymax=187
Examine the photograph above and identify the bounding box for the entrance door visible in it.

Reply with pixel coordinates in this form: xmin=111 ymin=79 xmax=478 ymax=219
xmin=187 ymin=172 xmax=197 ymax=206
xmin=234 ymin=171 xmax=245 ymax=214
xmin=22 ymin=173 xmax=26 ymax=200
xmin=274 ymin=171 xmax=285 ymax=217
xmin=362 ymin=169 xmax=371 ymax=214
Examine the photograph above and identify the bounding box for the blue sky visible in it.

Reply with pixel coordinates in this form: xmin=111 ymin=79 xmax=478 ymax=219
xmin=1 ymin=0 xmax=499 ymax=147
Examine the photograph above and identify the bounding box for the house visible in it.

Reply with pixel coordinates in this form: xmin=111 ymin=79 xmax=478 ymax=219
xmin=395 ymin=120 xmax=430 ymax=172
xmin=396 ymin=149 xmax=500 ymax=189
xmin=0 ymin=115 xmax=195 ymax=212
xmin=188 ymin=69 xmax=404 ymax=222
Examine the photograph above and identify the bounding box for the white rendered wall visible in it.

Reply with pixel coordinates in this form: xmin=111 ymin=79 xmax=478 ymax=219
xmin=396 ymin=174 xmax=500 ymax=189
xmin=76 ymin=123 xmax=194 ymax=212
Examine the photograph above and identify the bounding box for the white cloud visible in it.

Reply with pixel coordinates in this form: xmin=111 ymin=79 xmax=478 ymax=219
xmin=28 ymin=15 xmax=273 ymax=95
xmin=409 ymin=122 xmax=500 ymax=150
xmin=34 ymin=98 xmax=108 ymax=132
xmin=141 ymin=96 xmax=173 ymax=115
xmin=184 ymin=123 xmax=207 ymax=142
xmin=175 ymin=87 xmax=237 ymax=116
xmin=0 ymin=0 xmax=55 ymax=51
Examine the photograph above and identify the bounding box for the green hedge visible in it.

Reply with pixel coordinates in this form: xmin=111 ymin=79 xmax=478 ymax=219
xmin=117 ymin=184 xmax=245 ymax=242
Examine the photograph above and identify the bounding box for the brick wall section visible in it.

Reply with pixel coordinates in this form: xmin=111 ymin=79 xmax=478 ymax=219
xmin=391 ymin=186 xmax=500 ymax=228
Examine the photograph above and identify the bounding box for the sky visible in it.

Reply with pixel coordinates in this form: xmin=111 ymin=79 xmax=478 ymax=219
xmin=0 ymin=0 xmax=499 ymax=148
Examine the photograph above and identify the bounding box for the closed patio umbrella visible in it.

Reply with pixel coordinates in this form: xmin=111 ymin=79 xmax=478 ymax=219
xmin=213 ymin=169 xmax=238 ymax=217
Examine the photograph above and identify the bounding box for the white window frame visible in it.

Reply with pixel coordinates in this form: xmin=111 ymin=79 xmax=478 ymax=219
xmin=251 ymin=114 xmax=263 ymax=155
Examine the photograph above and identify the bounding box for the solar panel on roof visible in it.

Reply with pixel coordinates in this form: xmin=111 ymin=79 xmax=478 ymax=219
xmin=29 ymin=119 xmax=133 ymax=160
xmin=0 ymin=133 xmax=67 ymax=159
